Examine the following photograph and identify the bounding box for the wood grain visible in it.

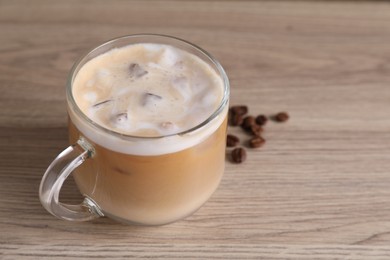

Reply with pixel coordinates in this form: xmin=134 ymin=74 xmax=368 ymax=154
xmin=1 ymin=0 xmax=390 ymax=258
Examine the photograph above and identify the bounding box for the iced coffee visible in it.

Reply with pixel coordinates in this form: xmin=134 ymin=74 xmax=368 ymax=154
xmin=68 ymin=39 xmax=228 ymax=225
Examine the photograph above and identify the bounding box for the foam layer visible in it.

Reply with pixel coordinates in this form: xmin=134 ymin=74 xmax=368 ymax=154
xmin=70 ymin=43 xmax=227 ymax=155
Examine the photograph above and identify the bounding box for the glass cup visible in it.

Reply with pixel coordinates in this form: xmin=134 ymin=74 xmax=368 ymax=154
xmin=39 ymin=34 xmax=229 ymax=225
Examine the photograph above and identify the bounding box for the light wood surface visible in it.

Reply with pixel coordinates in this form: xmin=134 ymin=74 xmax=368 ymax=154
xmin=1 ymin=0 xmax=390 ymax=259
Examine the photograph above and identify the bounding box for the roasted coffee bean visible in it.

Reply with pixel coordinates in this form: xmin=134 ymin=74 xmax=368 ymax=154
xmin=226 ymin=134 xmax=240 ymax=147
xmin=275 ymin=112 xmax=289 ymax=122
xmin=241 ymin=116 xmax=256 ymax=130
xmin=249 ymin=124 xmax=263 ymax=136
xmin=255 ymin=114 xmax=268 ymax=126
xmin=231 ymin=147 xmax=246 ymax=163
xmin=229 ymin=113 xmax=243 ymax=126
xmin=229 ymin=105 xmax=248 ymax=116
xmin=249 ymin=136 xmax=265 ymax=148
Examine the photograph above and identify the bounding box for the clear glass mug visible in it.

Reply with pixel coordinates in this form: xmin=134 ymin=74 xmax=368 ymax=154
xmin=39 ymin=34 xmax=230 ymax=225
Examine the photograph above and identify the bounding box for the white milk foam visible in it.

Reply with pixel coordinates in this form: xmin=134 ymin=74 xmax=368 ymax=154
xmin=71 ymin=43 xmax=227 ymax=155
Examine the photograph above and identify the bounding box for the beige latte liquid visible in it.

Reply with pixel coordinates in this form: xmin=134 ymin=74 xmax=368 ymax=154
xmin=69 ymin=118 xmax=226 ymax=225
xmin=69 ymin=42 xmax=228 ymax=225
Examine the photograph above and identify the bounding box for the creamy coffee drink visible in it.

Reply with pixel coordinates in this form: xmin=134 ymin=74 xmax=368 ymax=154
xmin=73 ymin=43 xmax=223 ymax=139
xmin=68 ymin=41 xmax=228 ymax=225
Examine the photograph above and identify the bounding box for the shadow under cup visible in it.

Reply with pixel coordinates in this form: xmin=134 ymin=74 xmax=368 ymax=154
xmin=61 ymin=35 xmax=229 ymax=225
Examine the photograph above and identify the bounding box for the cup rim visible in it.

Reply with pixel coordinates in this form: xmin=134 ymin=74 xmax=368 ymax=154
xmin=66 ymin=34 xmax=230 ymax=140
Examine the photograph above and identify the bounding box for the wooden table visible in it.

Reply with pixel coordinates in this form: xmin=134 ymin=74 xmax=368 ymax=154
xmin=1 ymin=0 xmax=390 ymax=258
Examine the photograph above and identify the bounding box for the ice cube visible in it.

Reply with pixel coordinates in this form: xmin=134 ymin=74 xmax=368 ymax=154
xmin=147 ymin=62 xmax=163 ymax=70
xmin=143 ymin=44 xmax=163 ymax=52
xmin=158 ymin=121 xmax=178 ymax=135
xmin=172 ymin=77 xmax=191 ymax=101
xmin=142 ymin=92 xmax=162 ymax=106
xmin=83 ymin=92 xmax=97 ymax=103
xmin=128 ymin=63 xmax=148 ymax=78
xmin=159 ymin=47 xmax=181 ymax=67
xmin=112 ymin=112 xmax=128 ymax=126
xmin=192 ymin=76 xmax=209 ymax=95
xmin=201 ymin=92 xmax=217 ymax=107
xmin=92 ymin=99 xmax=113 ymax=109
xmin=160 ymin=121 xmax=174 ymax=130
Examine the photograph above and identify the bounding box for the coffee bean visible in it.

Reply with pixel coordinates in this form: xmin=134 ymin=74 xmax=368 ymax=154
xmin=248 ymin=124 xmax=263 ymax=136
xmin=241 ymin=116 xmax=256 ymax=129
xmin=275 ymin=112 xmax=289 ymax=122
xmin=229 ymin=105 xmax=248 ymax=116
xmin=226 ymin=134 xmax=240 ymax=147
xmin=227 ymin=106 xmax=290 ymax=163
xmin=229 ymin=113 xmax=243 ymax=126
xmin=249 ymin=136 xmax=265 ymax=148
xmin=255 ymin=114 xmax=268 ymax=126
xmin=231 ymin=147 xmax=246 ymax=163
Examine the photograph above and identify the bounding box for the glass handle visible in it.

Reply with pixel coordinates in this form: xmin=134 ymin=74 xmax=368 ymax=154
xmin=39 ymin=138 xmax=103 ymax=221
